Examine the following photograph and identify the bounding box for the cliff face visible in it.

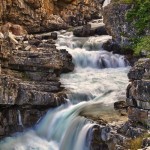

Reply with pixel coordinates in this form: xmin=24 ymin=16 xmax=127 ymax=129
xmin=0 ymin=0 xmax=103 ymax=33
xmin=0 ymin=0 xmax=66 ymax=33
xmin=103 ymin=3 xmax=134 ymax=47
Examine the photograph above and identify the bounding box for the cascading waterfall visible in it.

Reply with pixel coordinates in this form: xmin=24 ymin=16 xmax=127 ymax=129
xmin=0 ymin=19 xmax=129 ymax=150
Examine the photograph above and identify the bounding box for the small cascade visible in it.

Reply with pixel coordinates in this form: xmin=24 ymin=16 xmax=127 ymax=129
xmin=17 ymin=110 xmax=24 ymax=127
xmin=56 ymin=33 xmax=128 ymax=69
xmin=103 ymin=0 xmax=111 ymax=7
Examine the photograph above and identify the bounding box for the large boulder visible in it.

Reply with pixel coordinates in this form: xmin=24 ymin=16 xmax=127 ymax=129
xmin=126 ymin=58 xmax=150 ymax=127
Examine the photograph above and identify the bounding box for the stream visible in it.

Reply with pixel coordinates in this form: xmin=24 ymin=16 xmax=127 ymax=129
xmin=0 ymin=27 xmax=130 ymax=150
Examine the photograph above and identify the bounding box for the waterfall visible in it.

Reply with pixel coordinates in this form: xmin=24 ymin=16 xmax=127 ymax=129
xmin=56 ymin=33 xmax=128 ymax=69
xmin=0 ymin=21 xmax=129 ymax=150
xmin=17 ymin=110 xmax=24 ymax=127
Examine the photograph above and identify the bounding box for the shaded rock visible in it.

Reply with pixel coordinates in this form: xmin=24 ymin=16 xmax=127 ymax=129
xmin=73 ymin=24 xmax=108 ymax=37
xmin=28 ymin=39 xmax=41 ymax=47
xmin=142 ymin=138 xmax=150 ymax=148
xmin=73 ymin=24 xmax=92 ymax=37
xmin=95 ymin=25 xmax=108 ymax=35
xmin=114 ymin=101 xmax=127 ymax=110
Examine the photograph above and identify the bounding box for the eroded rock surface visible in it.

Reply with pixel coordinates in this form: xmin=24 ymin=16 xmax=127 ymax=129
xmin=127 ymin=58 xmax=150 ymax=127
xmin=0 ymin=0 xmax=103 ymax=33
xmin=0 ymin=24 xmax=74 ymax=138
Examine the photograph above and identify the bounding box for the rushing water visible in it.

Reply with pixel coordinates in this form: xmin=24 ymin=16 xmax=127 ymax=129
xmin=0 ymin=25 xmax=129 ymax=149
xmin=103 ymin=0 xmax=111 ymax=7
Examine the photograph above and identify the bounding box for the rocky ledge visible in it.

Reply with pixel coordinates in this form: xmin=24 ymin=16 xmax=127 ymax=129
xmin=0 ymin=23 xmax=74 ymax=138
xmin=127 ymin=58 xmax=150 ymax=127
xmin=0 ymin=0 xmax=104 ymax=33
xmin=91 ymin=58 xmax=150 ymax=150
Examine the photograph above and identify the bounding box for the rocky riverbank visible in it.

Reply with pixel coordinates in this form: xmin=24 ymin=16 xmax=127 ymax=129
xmin=90 ymin=58 xmax=150 ymax=150
xmin=0 ymin=23 xmax=74 ymax=138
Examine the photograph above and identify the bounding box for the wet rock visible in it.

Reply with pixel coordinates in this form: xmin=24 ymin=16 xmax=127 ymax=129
xmin=114 ymin=101 xmax=127 ymax=110
xmin=51 ymin=32 xmax=58 ymax=40
xmin=73 ymin=24 xmax=92 ymax=37
xmin=95 ymin=25 xmax=108 ymax=35
xmin=73 ymin=24 xmax=108 ymax=37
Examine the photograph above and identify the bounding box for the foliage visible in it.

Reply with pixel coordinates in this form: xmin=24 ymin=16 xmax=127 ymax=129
xmin=129 ymin=133 xmax=150 ymax=150
xmin=133 ymin=36 xmax=150 ymax=55
xmin=126 ymin=0 xmax=150 ymax=34
xmin=113 ymin=0 xmax=133 ymax=4
xmin=125 ymin=0 xmax=150 ymax=55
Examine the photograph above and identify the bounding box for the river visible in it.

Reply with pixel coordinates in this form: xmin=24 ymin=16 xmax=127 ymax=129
xmin=0 ymin=25 xmax=130 ymax=149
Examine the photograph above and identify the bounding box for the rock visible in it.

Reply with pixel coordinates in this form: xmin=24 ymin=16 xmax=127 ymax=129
xmin=28 ymin=39 xmax=41 ymax=47
xmin=95 ymin=25 xmax=108 ymax=35
xmin=114 ymin=101 xmax=127 ymax=110
xmin=102 ymin=2 xmax=150 ymax=48
xmin=128 ymin=58 xmax=150 ymax=80
xmin=51 ymin=32 xmax=57 ymax=40
xmin=142 ymin=138 xmax=150 ymax=148
xmin=128 ymin=107 xmax=149 ymax=126
xmin=0 ymin=23 xmax=27 ymax=36
xmin=0 ymin=32 xmax=4 ymax=39
xmin=0 ymin=0 xmax=102 ymax=33
xmin=102 ymin=39 xmax=121 ymax=53
xmin=0 ymin=26 xmax=74 ymax=137
xmin=73 ymin=24 xmax=108 ymax=37
xmin=73 ymin=24 xmax=92 ymax=37
xmin=126 ymin=58 xmax=150 ymax=127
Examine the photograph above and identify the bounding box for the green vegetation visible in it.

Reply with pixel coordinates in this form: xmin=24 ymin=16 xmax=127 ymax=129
xmin=126 ymin=0 xmax=150 ymax=34
xmin=126 ymin=0 xmax=150 ymax=55
xmin=113 ymin=0 xmax=133 ymax=4
xmin=133 ymin=36 xmax=150 ymax=55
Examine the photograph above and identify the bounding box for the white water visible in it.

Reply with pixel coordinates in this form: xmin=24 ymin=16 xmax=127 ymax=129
xmin=103 ymin=0 xmax=111 ymax=7
xmin=17 ymin=110 xmax=24 ymax=127
xmin=0 ymin=23 xmax=129 ymax=149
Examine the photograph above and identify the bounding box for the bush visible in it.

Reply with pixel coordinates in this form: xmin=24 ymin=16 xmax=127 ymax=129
xmin=133 ymin=36 xmax=150 ymax=55
xmin=126 ymin=0 xmax=150 ymax=34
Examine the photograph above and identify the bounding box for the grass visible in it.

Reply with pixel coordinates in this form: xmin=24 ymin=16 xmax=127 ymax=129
xmin=129 ymin=133 xmax=150 ymax=150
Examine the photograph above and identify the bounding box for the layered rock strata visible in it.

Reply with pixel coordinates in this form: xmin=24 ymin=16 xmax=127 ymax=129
xmin=0 ymin=0 xmax=103 ymax=33
xmin=127 ymin=58 xmax=150 ymax=127
xmin=0 ymin=25 xmax=74 ymax=138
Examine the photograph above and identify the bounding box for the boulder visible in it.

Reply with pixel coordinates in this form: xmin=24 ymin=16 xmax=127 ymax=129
xmin=73 ymin=24 xmax=92 ymax=37
xmin=126 ymin=58 xmax=150 ymax=127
